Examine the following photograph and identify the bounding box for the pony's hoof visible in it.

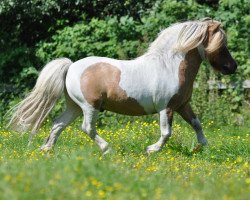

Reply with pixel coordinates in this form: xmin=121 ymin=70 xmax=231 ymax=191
xmin=146 ymin=145 xmax=160 ymax=155
xmin=200 ymin=138 xmax=208 ymax=146
xmin=40 ymin=145 xmax=52 ymax=152
xmin=102 ymin=147 xmax=112 ymax=155
xmin=192 ymin=144 xmax=204 ymax=153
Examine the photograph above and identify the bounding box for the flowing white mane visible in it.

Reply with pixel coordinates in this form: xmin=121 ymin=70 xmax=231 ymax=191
xmin=146 ymin=18 xmax=226 ymax=55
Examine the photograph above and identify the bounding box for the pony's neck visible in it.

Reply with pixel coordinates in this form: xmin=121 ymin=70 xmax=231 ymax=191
xmin=179 ymin=48 xmax=203 ymax=88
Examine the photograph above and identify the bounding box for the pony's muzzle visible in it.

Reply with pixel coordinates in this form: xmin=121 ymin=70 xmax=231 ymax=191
xmin=222 ymin=62 xmax=237 ymax=75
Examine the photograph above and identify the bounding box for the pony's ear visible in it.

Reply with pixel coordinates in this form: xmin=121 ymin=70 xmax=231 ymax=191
xmin=203 ymin=21 xmax=221 ymax=49
xmin=209 ymin=21 xmax=221 ymax=33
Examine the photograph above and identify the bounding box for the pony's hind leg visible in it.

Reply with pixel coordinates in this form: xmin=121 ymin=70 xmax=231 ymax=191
xmin=146 ymin=109 xmax=173 ymax=154
xmin=40 ymin=96 xmax=81 ymax=151
xmin=82 ymin=107 xmax=110 ymax=154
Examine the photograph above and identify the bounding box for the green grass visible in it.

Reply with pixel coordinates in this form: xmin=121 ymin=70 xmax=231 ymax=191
xmin=0 ymin=117 xmax=249 ymax=200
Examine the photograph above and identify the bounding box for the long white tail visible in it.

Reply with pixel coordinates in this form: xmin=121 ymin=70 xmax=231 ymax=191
xmin=8 ymin=58 xmax=73 ymax=134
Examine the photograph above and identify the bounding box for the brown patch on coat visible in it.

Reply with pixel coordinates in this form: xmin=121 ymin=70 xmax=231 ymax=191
xmin=168 ymin=48 xmax=202 ymax=111
xmin=80 ymin=62 xmax=146 ymax=116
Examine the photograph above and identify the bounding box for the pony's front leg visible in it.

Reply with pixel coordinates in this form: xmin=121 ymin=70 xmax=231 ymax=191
xmin=177 ymin=103 xmax=207 ymax=145
xmin=146 ymin=108 xmax=173 ymax=154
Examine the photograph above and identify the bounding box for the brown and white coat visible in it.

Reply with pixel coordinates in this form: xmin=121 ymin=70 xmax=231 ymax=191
xmin=9 ymin=19 xmax=237 ymax=154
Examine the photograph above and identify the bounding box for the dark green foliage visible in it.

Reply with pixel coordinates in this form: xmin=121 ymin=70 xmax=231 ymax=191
xmin=36 ymin=17 xmax=142 ymax=62
xmin=0 ymin=0 xmax=154 ymax=44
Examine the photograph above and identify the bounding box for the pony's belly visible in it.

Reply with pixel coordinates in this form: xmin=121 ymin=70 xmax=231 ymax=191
xmin=102 ymin=99 xmax=148 ymax=116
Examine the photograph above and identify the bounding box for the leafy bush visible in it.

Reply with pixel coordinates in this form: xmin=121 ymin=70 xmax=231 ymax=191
xmin=36 ymin=17 xmax=142 ymax=62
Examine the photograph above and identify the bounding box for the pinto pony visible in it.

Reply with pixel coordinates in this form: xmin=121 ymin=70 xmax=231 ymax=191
xmin=9 ymin=18 xmax=237 ymax=154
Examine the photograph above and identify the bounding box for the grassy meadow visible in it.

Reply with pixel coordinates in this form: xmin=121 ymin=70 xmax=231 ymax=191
xmin=0 ymin=115 xmax=249 ymax=200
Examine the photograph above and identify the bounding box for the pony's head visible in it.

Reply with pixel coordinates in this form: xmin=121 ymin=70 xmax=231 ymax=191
xmin=175 ymin=18 xmax=237 ymax=75
xmin=204 ymin=20 xmax=237 ymax=75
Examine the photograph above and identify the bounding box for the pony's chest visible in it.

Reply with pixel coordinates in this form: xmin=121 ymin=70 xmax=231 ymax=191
xmin=167 ymin=54 xmax=200 ymax=110
xmin=167 ymin=86 xmax=193 ymax=110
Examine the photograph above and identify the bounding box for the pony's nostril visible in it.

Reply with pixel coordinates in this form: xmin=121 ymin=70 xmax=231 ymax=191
xmin=229 ymin=63 xmax=237 ymax=73
xmin=224 ymin=63 xmax=237 ymax=73
xmin=223 ymin=65 xmax=229 ymax=71
xmin=222 ymin=65 xmax=235 ymax=75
